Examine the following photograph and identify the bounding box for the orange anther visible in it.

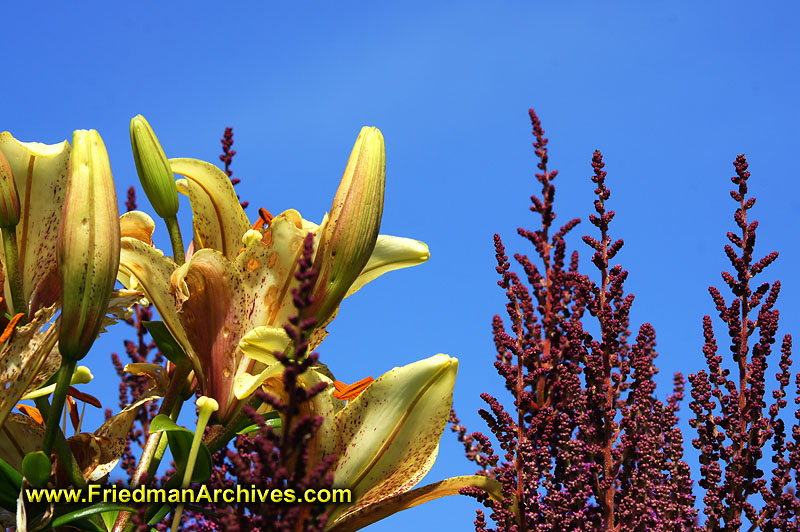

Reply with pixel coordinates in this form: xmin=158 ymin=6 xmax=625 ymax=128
xmin=68 ymin=386 xmax=102 ymax=408
xmin=251 ymin=207 xmax=275 ymax=231
xmin=17 ymin=404 xmax=43 ymax=425
xmin=259 ymin=207 xmax=274 ymax=226
xmin=66 ymin=395 xmax=80 ymax=432
xmin=0 ymin=313 xmax=24 ymax=343
xmin=332 ymin=376 xmax=374 ymax=401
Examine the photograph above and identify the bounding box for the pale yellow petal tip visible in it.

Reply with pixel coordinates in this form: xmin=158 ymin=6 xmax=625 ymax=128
xmin=432 ymin=353 xmax=457 ymax=366
xmin=196 ymin=396 xmax=219 ymax=412
xmin=416 ymin=241 xmax=431 ymax=262
xmin=234 ymin=364 xmax=283 ymax=400
xmin=239 ymin=326 xmax=291 ymax=364
xmin=2 ymin=133 xmax=70 ymax=157
xmin=359 ymin=126 xmax=384 ymax=142
xmin=233 ymin=373 xmax=260 ymax=400
xmin=71 ymin=366 xmax=94 ymax=385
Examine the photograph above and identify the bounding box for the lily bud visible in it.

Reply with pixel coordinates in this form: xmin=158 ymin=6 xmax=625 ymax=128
xmin=57 ymin=130 xmax=120 ymax=361
xmin=0 ymin=151 xmax=20 ymax=228
xmin=130 ymin=115 xmax=179 ymax=218
xmin=309 ymin=127 xmax=385 ymax=324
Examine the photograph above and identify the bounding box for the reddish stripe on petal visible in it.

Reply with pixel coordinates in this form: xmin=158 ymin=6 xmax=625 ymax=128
xmin=173 ymin=250 xmax=246 ymax=422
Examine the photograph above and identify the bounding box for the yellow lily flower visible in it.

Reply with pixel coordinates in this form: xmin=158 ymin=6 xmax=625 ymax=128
xmin=325 ymin=354 xmax=458 ymax=527
xmin=244 ymin=354 xmax=464 ymax=531
xmin=0 ymin=134 xmax=137 ymax=430
xmin=271 ymin=355 xmax=508 ymax=532
xmin=118 ymin=127 xmax=430 ymax=422
xmin=0 ymin=134 xmax=69 ymax=318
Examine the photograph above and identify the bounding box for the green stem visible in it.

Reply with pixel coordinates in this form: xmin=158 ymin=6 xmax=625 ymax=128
xmin=34 ymin=394 xmax=85 ymax=489
xmin=147 ymin=398 xmax=183 ymax=480
xmin=1 ymin=227 xmax=26 ymax=318
xmin=41 ymin=359 xmax=76 ymax=457
xmin=207 ymin=399 xmax=252 ymax=454
xmin=164 ymin=216 xmax=185 ymax=266
xmin=112 ymin=365 xmax=190 ymax=532
xmin=170 ymin=396 xmax=217 ymax=532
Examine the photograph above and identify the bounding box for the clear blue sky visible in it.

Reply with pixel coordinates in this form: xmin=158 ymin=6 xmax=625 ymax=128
xmin=4 ymin=2 xmax=800 ymax=529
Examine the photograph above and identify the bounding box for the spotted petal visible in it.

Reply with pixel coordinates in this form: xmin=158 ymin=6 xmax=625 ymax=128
xmin=328 ymin=354 xmax=458 ymax=523
xmin=235 ymin=211 xmax=310 ymax=331
xmin=327 ymin=475 xmax=507 ymax=532
xmin=119 ymin=210 xmax=155 ymax=246
xmin=117 ymin=237 xmax=193 ymax=375
xmin=171 ymin=158 xmax=250 ymax=260
xmin=172 ymin=249 xmax=247 ymax=422
xmin=0 ymin=413 xmax=45 ymax=472
xmin=0 ymin=133 xmax=70 ymax=316
xmin=0 ymin=305 xmax=59 ymax=429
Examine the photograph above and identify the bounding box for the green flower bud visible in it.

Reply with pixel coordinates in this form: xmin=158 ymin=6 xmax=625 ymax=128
xmin=0 ymin=150 xmax=20 ymax=228
xmin=309 ymin=127 xmax=385 ymax=324
xmin=130 ymin=115 xmax=179 ymax=218
xmin=22 ymin=451 xmax=51 ymax=488
xmin=57 ymin=130 xmax=120 ymax=361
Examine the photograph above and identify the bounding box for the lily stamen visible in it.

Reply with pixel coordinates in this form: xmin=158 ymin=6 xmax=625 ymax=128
xmin=66 ymin=386 xmax=102 ymax=408
xmin=0 ymin=312 xmax=25 ymax=343
xmin=17 ymin=404 xmax=43 ymax=425
xmin=251 ymin=207 xmax=274 ymax=231
xmin=15 ymin=386 xmax=100 ymax=430
xmin=332 ymin=376 xmax=374 ymax=401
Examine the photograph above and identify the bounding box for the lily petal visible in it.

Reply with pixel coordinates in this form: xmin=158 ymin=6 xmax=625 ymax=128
xmin=327 ymin=475 xmax=507 ymax=532
xmin=119 ymin=211 xmax=156 ymax=246
xmin=171 ymin=158 xmax=250 ymax=260
xmin=66 ymin=433 xmax=127 ymax=482
xmin=233 ymin=364 xmax=283 ymax=401
xmin=172 ymin=249 xmax=247 ymax=422
xmin=345 ymin=235 xmax=430 ymax=298
xmin=0 ymin=413 xmax=45 ymax=472
xmin=329 ymin=354 xmax=458 ymax=522
xmin=0 ymin=305 xmax=59 ymax=429
xmin=238 ymin=326 xmax=291 ymax=366
xmin=235 ymin=212 xmax=309 ymax=332
xmin=0 ymin=133 xmax=70 ymax=316
xmin=118 ymin=237 xmax=193 ymax=374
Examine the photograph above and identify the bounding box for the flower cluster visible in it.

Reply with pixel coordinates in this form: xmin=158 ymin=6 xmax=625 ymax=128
xmin=688 ymin=155 xmax=800 ymax=530
xmin=455 ymin=109 xmax=702 ymax=531
xmin=0 ymin=117 xmax=460 ymax=532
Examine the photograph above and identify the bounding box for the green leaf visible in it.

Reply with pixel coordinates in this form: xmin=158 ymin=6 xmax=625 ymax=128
xmin=142 ymin=321 xmax=191 ymax=368
xmin=0 ymin=456 xmax=20 ymax=511
xmin=147 ymin=500 xmax=172 ymax=525
xmin=236 ymin=410 xmax=281 ymax=434
xmin=0 ymin=454 xmax=22 ymax=491
xmin=50 ymin=503 xmax=135 ymax=529
xmin=237 ymin=416 xmax=281 ymax=435
xmin=100 ymin=509 xmax=120 ymax=531
xmin=150 ymin=414 xmax=211 ymax=482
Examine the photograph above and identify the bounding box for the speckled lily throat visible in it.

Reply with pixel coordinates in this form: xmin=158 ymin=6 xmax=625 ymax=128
xmin=118 ymin=126 xmax=431 ymax=423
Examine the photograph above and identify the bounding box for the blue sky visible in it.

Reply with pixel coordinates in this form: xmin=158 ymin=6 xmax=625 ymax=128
xmin=4 ymin=2 xmax=800 ymax=529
